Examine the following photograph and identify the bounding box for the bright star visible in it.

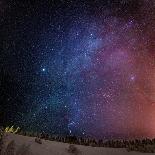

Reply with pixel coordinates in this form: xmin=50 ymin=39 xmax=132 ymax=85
xmin=130 ymin=75 xmax=135 ymax=81
xmin=42 ymin=68 xmax=46 ymax=72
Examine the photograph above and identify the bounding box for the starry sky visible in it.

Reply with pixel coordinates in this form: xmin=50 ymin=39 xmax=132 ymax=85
xmin=1 ymin=0 xmax=155 ymax=139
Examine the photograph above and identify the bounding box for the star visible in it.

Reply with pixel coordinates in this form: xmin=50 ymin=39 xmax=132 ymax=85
xmin=130 ymin=75 xmax=136 ymax=81
xmin=42 ymin=68 xmax=46 ymax=72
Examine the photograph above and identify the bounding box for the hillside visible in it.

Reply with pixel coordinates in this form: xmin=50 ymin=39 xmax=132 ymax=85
xmin=1 ymin=133 xmax=155 ymax=155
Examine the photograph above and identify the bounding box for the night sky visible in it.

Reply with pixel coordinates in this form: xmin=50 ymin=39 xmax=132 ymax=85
xmin=1 ymin=0 xmax=155 ymax=139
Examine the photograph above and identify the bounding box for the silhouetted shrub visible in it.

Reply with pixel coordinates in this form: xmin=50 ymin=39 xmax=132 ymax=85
xmin=126 ymin=143 xmax=155 ymax=153
xmin=67 ymin=144 xmax=79 ymax=155
xmin=35 ymin=137 xmax=42 ymax=144
xmin=0 ymin=128 xmax=5 ymax=154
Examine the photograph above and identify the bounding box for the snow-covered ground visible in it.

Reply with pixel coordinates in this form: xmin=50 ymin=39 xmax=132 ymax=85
xmin=2 ymin=133 xmax=155 ymax=155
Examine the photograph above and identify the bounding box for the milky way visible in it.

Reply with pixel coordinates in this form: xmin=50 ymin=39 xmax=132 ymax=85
xmin=1 ymin=0 xmax=155 ymax=139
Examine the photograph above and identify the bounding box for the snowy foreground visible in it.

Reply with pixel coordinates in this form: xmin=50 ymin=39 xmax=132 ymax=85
xmin=3 ymin=133 xmax=155 ymax=155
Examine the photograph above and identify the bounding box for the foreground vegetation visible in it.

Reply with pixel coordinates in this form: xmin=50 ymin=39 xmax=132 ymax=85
xmin=1 ymin=127 xmax=155 ymax=153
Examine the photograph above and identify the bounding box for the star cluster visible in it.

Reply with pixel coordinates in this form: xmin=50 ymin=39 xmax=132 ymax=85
xmin=1 ymin=0 xmax=155 ymax=139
